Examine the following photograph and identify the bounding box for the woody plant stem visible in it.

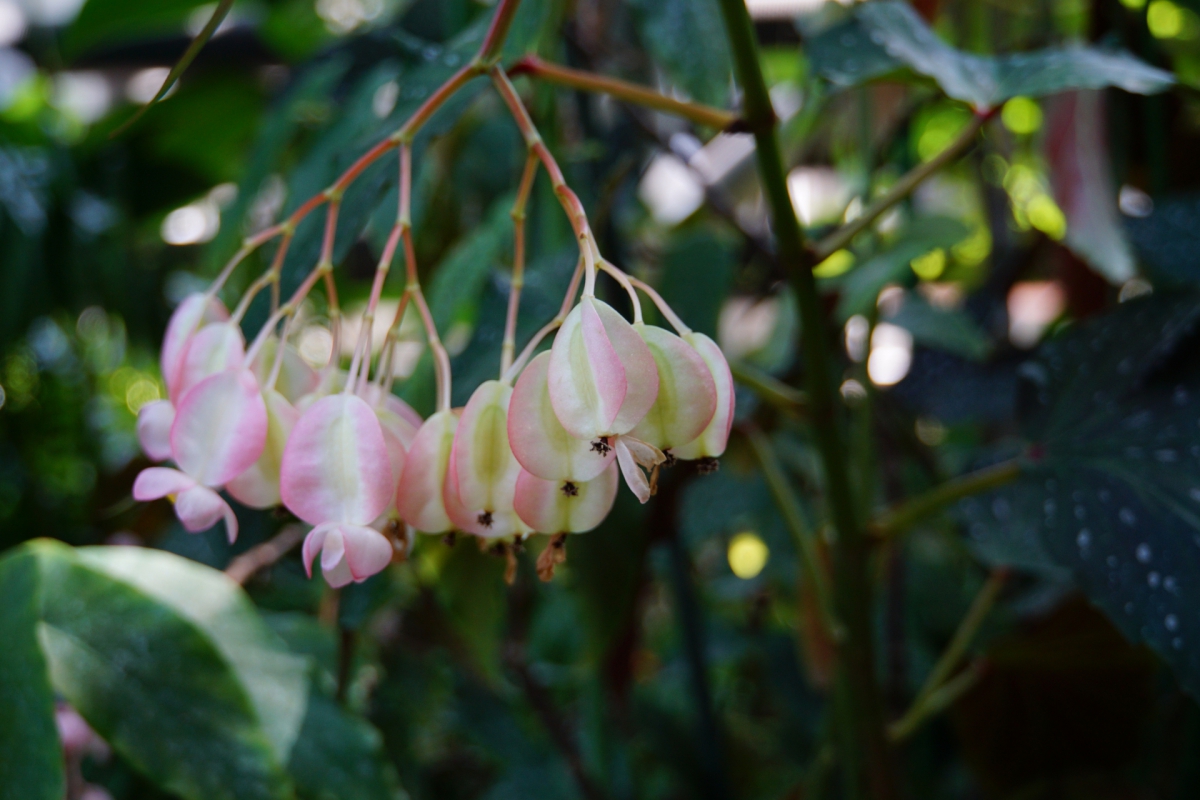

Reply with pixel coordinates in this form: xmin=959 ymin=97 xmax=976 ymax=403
xmin=714 ymin=1 xmax=897 ymax=798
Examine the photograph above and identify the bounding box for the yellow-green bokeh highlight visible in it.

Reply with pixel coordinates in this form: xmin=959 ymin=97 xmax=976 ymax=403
xmin=728 ymin=531 xmax=769 ymax=579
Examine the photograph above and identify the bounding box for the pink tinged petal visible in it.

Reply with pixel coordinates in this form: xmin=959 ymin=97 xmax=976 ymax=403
xmin=250 ymin=337 xmax=319 ymax=404
xmin=593 ymin=299 xmax=660 ymax=434
xmin=136 ymin=400 xmax=175 ymax=462
xmin=452 ymin=381 xmax=521 ymax=515
xmin=673 ymin=333 xmax=736 ymax=459
xmin=338 ymin=524 xmax=394 ymax=581
xmin=508 ymin=352 xmax=615 ymax=482
xmin=132 ymin=467 xmax=195 ymax=501
xmin=395 ymin=409 xmax=458 ymax=534
xmin=614 ymin=436 xmax=664 ymax=505
xmin=513 ymin=463 xmax=618 ymax=534
xmin=629 ymin=325 xmax=718 ymax=451
xmin=548 ymin=299 xmax=627 ymax=440
xmin=226 ymin=389 xmax=299 ymax=509
xmin=171 ymin=369 xmax=268 ymax=487
xmin=162 ymin=294 xmax=228 ymax=400
xmin=302 ymin=524 xmax=334 ymax=578
xmin=173 ymin=485 xmax=238 ymax=541
xmin=361 ymin=384 xmax=424 ymax=432
xmin=280 ymin=394 xmax=394 ymax=527
xmin=443 ymin=447 xmax=527 ymax=539
xmin=175 ymin=322 xmax=245 ymax=402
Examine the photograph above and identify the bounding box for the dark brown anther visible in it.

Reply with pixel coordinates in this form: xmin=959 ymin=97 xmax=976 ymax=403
xmin=478 ymin=510 xmax=494 ymax=528
xmin=590 ymin=436 xmax=611 ymax=456
xmin=442 ymin=532 xmax=458 ymax=547
xmin=695 ymin=457 xmax=720 ymax=475
xmin=561 ymin=481 xmax=579 ymax=497
xmin=662 ymin=449 xmax=678 ymax=468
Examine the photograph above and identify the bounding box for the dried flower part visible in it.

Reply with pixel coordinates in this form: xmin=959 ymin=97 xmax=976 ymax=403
xmin=396 ymin=408 xmax=459 ymax=533
xmin=614 ymin=436 xmax=665 ymax=504
xmin=280 ymin=394 xmax=394 ymax=527
xmin=249 ymin=337 xmax=319 ymax=404
xmin=136 ymin=399 xmax=175 ymax=462
xmin=302 ymin=522 xmax=394 ymax=588
xmin=629 ymin=324 xmax=718 ymax=452
xmin=444 ymin=380 xmax=527 ymax=538
xmin=536 ymin=533 xmax=568 ymax=582
xmin=508 ymin=352 xmax=616 ymax=482
xmin=162 ymin=293 xmax=229 ymax=401
xmin=132 ymin=468 xmax=239 ymax=541
xmin=671 ymin=332 xmax=735 ymax=460
xmin=513 ymin=462 xmax=618 ymax=534
xmin=171 ymin=368 xmax=268 ymax=488
xmin=227 ymin=389 xmax=299 ymax=509
xmin=548 ymin=296 xmax=659 ymax=439
xmin=175 ymin=322 xmax=246 ymax=403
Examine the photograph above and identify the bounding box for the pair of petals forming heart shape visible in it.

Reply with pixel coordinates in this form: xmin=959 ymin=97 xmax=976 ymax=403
xmin=629 ymin=324 xmax=718 ymax=452
xmin=281 ymin=393 xmax=397 ymax=586
xmin=132 ymin=368 xmax=269 ymax=541
xmin=512 ymin=463 xmax=618 ymax=534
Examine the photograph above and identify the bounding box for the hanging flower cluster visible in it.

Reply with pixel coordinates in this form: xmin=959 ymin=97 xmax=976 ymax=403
xmin=131 ymin=67 xmax=734 ymax=588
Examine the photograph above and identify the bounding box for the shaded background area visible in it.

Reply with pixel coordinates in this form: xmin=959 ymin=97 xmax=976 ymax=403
xmin=5 ymin=0 xmax=1200 ymax=798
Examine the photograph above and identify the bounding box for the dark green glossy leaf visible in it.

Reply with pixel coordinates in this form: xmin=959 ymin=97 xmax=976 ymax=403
xmin=886 ymin=291 xmax=992 ymax=361
xmin=962 ymin=293 xmax=1200 ymax=695
xmin=821 ymin=1 xmax=1174 ymax=107
xmin=628 ymin=0 xmax=733 ymax=108
xmin=289 ymin=691 xmax=403 ymax=800
xmin=28 ymin=540 xmax=307 ymax=800
xmin=659 ymin=229 xmax=737 ymax=340
xmin=1126 ymin=193 xmax=1200 ymax=287
xmin=0 ymin=550 xmax=63 ymax=800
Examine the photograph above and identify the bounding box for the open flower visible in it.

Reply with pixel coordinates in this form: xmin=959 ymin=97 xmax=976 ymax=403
xmin=513 ymin=462 xmax=618 ymax=534
xmin=395 ymin=409 xmax=458 ymax=534
xmin=444 ymin=380 xmax=527 ymax=538
xmin=671 ymin=332 xmax=735 ymax=460
xmin=132 ymin=368 xmax=268 ymax=542
xmin=281 ymin=393 xmax=396 ymax=587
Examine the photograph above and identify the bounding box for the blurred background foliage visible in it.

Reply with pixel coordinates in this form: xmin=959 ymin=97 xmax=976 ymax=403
xmin=6 ymin=0 xmax=1200 ymax=798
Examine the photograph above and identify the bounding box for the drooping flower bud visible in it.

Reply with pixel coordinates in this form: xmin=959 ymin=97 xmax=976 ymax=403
xmin=161 ymin=293 xmax=228 ymax=402
xmin=132 ymin=368 xmax=268 ymax=541
xmin=443 ymin=380 xmax=525 ymax=538
xmin=548 ymin=296 xmax=659 ymax=441
xmin=513 ymin=462 xmax=618 ymax=534
xmin=628 ymin=324 xmax=717 ymax=454
xmin=672 ymin=332 xmax=735 ymax=460
xmin=281 ymin=394 xmax=395 ymax=587
xmin=508 ymin=352 xmax=616 ymax=482
xmin=226 ymin=389 xmax=299 ymax=509
xmin=175 ymin=322 xmax=245 ymax=402
xmin=136 ymin=399 xmax=175 ymax=462
xmin=395 ymin=409 xmax=458 ymax=534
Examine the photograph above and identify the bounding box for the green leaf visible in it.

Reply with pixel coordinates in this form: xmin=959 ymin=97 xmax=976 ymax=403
xmin=1126 ymin=192 xmax=1200 ymax=287
xmin=63 ymin=0 xmax=209 ymax=59
xmin=819 ymin=1 xmax=1174 ymax=107
xmin=627 ymin=0 xmax=733 ymax=108
xmin=289 ymin=690 xmax=403 ymax=800
xmin=0 ymin=550 xmax=63 ymax=800
xmin=961 ymin=292 xmax=1200 ymax=696
xmin=658 ymin=228 xmax=738 ymax=339
xmin=26 ymin=540 xmax=306 ymax=800
xmin=885 ymin=291 xmax=992 ymax=362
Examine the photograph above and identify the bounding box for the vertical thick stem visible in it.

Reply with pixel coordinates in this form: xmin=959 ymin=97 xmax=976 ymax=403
xmin=477 ymin=0 xmax=525 ymax=65
xmin=502 ymin=154 xmax=539 ymax=377
xmin=713 ymin=1 xmax=896 ymax=798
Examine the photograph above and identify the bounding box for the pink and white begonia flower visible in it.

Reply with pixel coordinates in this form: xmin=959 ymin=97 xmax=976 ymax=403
xmin=226 ymin=389 xmax=300 ymax=509
xmin=671 ymin=332 xmax=735 ymax=460
xmin=132 ymin=368 xmax=268 ymax=542
xmin=136 ymin=399 xmax=175 ymax=462
xmin=281 ymin=393 xmax=396 ymax=588
xmin=629 ymin=324 xmax=718 ymax=454
xmin=513 ymin=462 xmax=618 ymax=534
xmin=249 ymin=336 xmax=320 ymax=405
xmin=548 ymin=296 xmax=659 ymax=441
xmin=395 ymin=409 xmax=458 ymax=534
xmin=508 ymin=352 xmax=616 ymax=482
xmin=443 ymin=380 xmax=527 ymax=538
xmin=161 ymin=293 xmax=229 ymax=402
xmin=175 ymin=321 xmax=246 ymax=402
